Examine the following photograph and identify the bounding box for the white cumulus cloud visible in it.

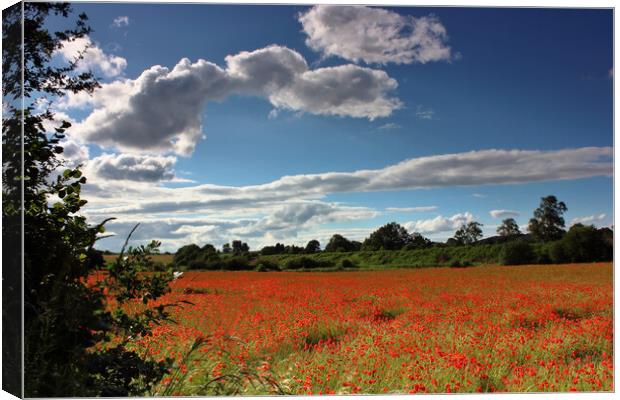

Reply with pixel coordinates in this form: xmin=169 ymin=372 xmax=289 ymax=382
xmin=299 ymin=5 xmax=452 ymax=65
xmin=404 ymin=212 xmax=474 ymax=234
xmin=63 ymin=45 xmax=401 ymax=156
xmin=55 ymin=36 xmax=127 ymax=78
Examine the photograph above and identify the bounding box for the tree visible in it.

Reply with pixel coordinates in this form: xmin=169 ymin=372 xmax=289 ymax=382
xmin=497 ymin=218 xmax=521 ymax=237
xmin=3 ymin=3 xmax=178 ymax=396
xmin=557 ymin=224 xmax=612 ymax=263
xmin=528 ymin=195 xmax=567 ymax=242
xmin=222 ymin=243 xmax=232 ymax=253
xmin=231 ymin=240 xmax=249 ymax=254
xmin=174 ymin=244 xmax=202 ymax=267
xmin=453 ymin=222 xmax=483 ymax=245
xmin=362 ymin=222 xmax=412 ymax=250
xmin=324 ymin=234 xmax=356 ymax=252
xmin=404 ymin=232 xmax=432 ymax=250
xmin=201 ymin=243 xmax=217 ymax=254
xmin=305 ymin=239 xmax=321 ymax=253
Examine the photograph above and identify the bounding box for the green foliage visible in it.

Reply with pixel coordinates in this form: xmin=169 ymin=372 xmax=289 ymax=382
xmin=403 ymin=232 xmax=432 ymax=250
xmin=305 ymin=239 xmax=321 ymax=253
xmin=255 ymin=260 xmax=281 ymax=272
xmin=497 ymin=218 xmax=521 ymax=237
xmin=501 ymin=240 xmax=536 ymax=265
xmin=528 ymin=195 xmax=567 ymax=242
xmin=362 ymin=222 xmax=412 ymax=250
xmin=449 ymin=259 xmax=473 ymax=268
xmin=173 ymin=244 xmax=203 ymax=267
xmin=537 ymin=224 xmax=613 ymax=264
xmin=340 ymin=259 xmax=358 ymax=269
xmin=261 ymin=244 xmax=506 ymax=269
xmin=284 ymin=256 xmax=335 ymax=270
xmin=453 ymin=221 xmax=484 ymax=245
xmin=2 ymin=4 xmax=179 ymax=396
xmin=324 ymin=234 xmax=360 ymax=252
xmin=231 ymin=240 xmax=249 ymax=254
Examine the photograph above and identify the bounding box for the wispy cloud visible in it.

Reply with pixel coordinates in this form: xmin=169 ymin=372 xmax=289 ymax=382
xmin=416 ymin=105 xmax=435 ymax=120
xmin=112 ymin=16 xmax=129 ymax=28
xmin=377 ymin=122 xmax=401 ymax=130
xmin=489 ymin=209 xmax=519 ymax=218
xmin=386 ymin=206 xmax=438 ymax=213
xmin=570 ymin=213 xmax=607 ymax=226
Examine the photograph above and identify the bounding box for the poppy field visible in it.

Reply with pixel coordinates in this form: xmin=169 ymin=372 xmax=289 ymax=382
xmin=131 ymin=263 xmax=613 ymax=395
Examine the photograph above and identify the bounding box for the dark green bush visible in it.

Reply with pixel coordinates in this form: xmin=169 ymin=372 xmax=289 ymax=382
xmin=501 ymin=241 xmax=536 ymax=265
xmin=255 ymin=260 xmax=281 ymax=272
xmin=449 ymin=259 xmax=472 ymax=268
xmin=340 ymin=259 xmax=358 ymax=269
xmin=284 ymin=257 xmax=334 ymax=270
xmin=548 ymin=241 xmax=569 ymax=264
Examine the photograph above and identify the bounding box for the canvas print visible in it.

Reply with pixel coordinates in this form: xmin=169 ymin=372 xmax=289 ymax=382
xmin=1 ymin=1 xmax=614 ymax=397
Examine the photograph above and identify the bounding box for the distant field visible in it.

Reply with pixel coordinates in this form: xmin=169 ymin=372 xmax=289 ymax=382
xmin=125 ymin=262 xmax=613 ymax=395
xmin=103 ymin=253 xmax=174 ymax=265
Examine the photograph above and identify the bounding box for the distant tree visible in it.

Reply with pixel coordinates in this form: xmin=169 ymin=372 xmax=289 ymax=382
xmin=528 ymin=195 xmax=567 ymax=242
xmin=174 ymin=244 xmax=201 ymax=266
xmin=324 ymin=234 xmax=356 ymax=252
xmin=231 ymin=240 xmax=249 ymax=254
xmin=446 ymin=238 xmax=459 ymax=246
xmin=350 ymin=240 xmax=363 ymax=251
xmin=362 ymin=222 xmax=412 ymax=250
xmin=260 ymin=242 xmax=286 ymax=255
xmin=201 ymin=243 xmax=217 ymax=254
xmin=404 ymin=232 xmax=432 ymax=250
xmin=222 ymin=243 xmax=231 ymax=254
xmin=453 ymin=222 xmax=483 ymax=245
xmin=497 ymin=218 xmax=521 ymax=237
xmin=288 ymin=244 xmax=306 ymax=254
xmin=305 ymin=239 xmax=321 ymax=253
xmin=560 ymin=223 xmax=612 ymax=262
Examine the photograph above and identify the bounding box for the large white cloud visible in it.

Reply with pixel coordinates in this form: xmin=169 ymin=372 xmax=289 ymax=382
xmin=81 ymin=146 xmax=612 ymax=250
xmin=82 ymin=146 xmax=612 ymax=217
xmin=404 ymin=212 xmax=474 ymax=234
xmin=63 ymin=45 xmax=401 ymax=156
xmin=299 ymin=5 xmax=452 ymax=65
xmin=55 ymin=36 xmax=127 ymax=78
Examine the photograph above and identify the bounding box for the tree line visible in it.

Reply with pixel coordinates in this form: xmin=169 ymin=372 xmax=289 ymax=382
xmin=173 ymin=195 xmax=612 ymax=270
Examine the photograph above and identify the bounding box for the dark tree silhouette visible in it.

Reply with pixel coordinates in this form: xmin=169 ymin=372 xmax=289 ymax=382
xmin=497 ymin=218 xmax=521 ymax=237
xmin=528 ymin=195 xmax=567 ymax=242
xmin=324 ymin=234 xmax=357 ymax=252
xmin=362 ymin=222 xmax=412 ymax=250
xmin=305 ymin=239 xmax=321 ymax=253
xmin=453 ymin=222 xmax=483 ymax=245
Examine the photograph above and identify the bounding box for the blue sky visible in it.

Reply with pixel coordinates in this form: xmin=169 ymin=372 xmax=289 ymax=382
xmin=46 ymin=4 xmax=613 ymax=251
